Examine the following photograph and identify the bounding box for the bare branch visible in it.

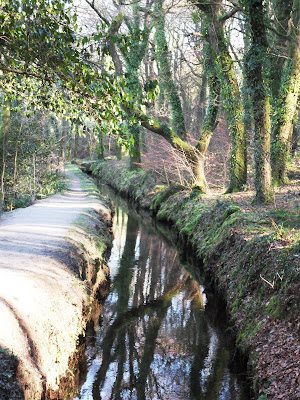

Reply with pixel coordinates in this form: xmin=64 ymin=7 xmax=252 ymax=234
xmin=85 ymin=0 xmax=110 ymax=26
xmin=219 ymin=7 xmax=240 ymax=23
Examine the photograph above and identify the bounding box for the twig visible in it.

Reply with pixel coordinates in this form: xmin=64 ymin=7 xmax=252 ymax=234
xmin=260 ymin=274 xmax=275 ymax=289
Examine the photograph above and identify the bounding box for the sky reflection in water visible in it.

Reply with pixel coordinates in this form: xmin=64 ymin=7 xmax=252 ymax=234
xmin=75 ymin=207 xmax=249 ymax=400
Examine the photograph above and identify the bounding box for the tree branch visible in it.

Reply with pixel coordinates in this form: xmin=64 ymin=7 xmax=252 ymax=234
xmin=219 ymin=7 xmax=240 ymax=23
xmin=0 ymin=65 xmax=52 ymax=81
xmin=84 ymin=0 xmax=110 ymax=26
xmin=121 ymin=101 xmax=197 ymax=162
xmin=105 ymin=13 xmax=125 ymax=76
xmin=267 ymin=23 xmax=291 ymax=41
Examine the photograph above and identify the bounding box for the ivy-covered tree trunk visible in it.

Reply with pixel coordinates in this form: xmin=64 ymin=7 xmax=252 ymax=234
xmin=153 ymin=0 xmax=187 ymax=139
xmin=195 ymin=0 xmax=247 ymax=192
xmin=211 ymin=22 xmax=247 ymax=192
xmin=194 ymin=45 xmax=221 ymax=192
xmin=246 ymin=0 xmax=272 ymax=203
xmin=271 ymin=1 xmax=300 ymax=184
xmin=269 ymin=0 xmax=293 ymax=99
xmin=126 ymin=66 xmax=142 ymax=170
xmin=241 ymin=19 xmax=253 ymax=134
xmin=123 ymin=4 xmax=150 ymax=171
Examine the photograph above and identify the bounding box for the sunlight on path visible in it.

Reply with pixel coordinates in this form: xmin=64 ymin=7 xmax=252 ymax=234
xmin=0 ymin=172 xmax=105 ymax=398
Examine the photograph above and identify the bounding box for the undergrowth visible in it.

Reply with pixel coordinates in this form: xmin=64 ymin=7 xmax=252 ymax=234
xmin=3 ymin=169 xmax=69 ymax=211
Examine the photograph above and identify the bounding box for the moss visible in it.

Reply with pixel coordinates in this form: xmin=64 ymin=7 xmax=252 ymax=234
xmin=152 ymin=184 xmax=186 ymax=213
xmin=91 ymin=161 xmax=157 ymax=209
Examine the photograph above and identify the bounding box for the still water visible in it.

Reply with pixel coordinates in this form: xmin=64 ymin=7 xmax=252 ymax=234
xmin=75 ymin=194 xmax=251 ymax=400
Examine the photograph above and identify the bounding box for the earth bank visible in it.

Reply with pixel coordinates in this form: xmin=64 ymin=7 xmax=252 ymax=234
xmin=88 ymin=159 xmax=300 ymax=400
xmin=0 ymin=165 xmax=112 ymax=400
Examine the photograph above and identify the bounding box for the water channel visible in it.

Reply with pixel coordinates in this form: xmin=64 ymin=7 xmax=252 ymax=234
xmin=74 ymin=184 xmax=251 ymax=400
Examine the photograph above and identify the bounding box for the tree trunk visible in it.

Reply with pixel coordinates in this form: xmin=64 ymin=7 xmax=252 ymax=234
xmin=246 ymin=0 xmax=272 ymax=203
xmin=13 ymin=123 xmax=22 ymax=194
xmin=269 ymin=0 xmax=293 ymax=99
xmin=192 ymin=73 xmax=207 ymax=136
xmin=194 ymin=45 xmax=221 ymax=192
xmin=123 ymin=4 xmax=150 ymax=170
xmin=241 ymin=19 xmax=254 ymax=134
xmin=154 ymin=0 xmax=187 ymax=139
xmin=129 ymin=123 xmax=141 ymax=170
xmin=195 ymin=0 xmax=247 ymax=192
xmin=213 ymin=26 xmax=247 ymax=192
xmin=73 ymin=124 xmax=79 ymax=159
xmin=97 ymin=128 xmax=105 ymax=160
xmin=1 ymin=99 xmax=10 ymax=203
xmin=115 ymin=140 xmax=122 ymax=160
xmin=32 ymin=152 xmax=36 ymax=201
xmin=291 ymin=110 xmax=299 ymax=156
xmin=271 ymin=1 xmax=300 ymax=184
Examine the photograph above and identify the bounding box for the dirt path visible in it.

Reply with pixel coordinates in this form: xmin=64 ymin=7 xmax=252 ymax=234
xmin=0 ymin=171 xmax=111 ymax=399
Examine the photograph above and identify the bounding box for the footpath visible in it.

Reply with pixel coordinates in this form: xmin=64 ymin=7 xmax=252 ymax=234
xmin=0 ymin=168 xmax=111 ymax=400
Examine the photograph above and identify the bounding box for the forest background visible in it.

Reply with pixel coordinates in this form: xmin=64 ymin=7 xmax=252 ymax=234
xmin=0 ymin=0 xmax=299 ymax=209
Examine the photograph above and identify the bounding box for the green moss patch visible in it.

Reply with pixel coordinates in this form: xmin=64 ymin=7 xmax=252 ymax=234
xmin=91 ymin=161 xmax=157 ymax=208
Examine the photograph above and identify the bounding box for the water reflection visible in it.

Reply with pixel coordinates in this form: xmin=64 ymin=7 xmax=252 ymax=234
xmin=75 ymin=207 xmax=249 ymax=400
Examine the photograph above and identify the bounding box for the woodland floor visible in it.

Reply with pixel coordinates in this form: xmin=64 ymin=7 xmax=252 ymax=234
xmin=211 ymin=181 xmax=300 ymax=399
xmin=0 ymin=168 xmax=111 ymax=400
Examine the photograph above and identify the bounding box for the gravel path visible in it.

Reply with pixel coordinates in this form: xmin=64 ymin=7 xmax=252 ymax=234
xmin=0 ymin=171 xmax=109 ymax=399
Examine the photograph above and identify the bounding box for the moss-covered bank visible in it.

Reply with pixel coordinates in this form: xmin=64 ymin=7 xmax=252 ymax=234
xmin=0 ymin=165 xmax=113 ymax=400
xmin=91 ymin=160 xmax=299 ymax=400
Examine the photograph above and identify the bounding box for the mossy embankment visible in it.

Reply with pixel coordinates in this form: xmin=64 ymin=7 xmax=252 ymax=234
xmin=90 ymin=160 xmax=300 ymax=400
xmin=0 ymin=165 xmax=113 ymax=400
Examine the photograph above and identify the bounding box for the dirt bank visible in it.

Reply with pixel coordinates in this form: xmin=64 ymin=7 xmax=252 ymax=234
xmin=90 ymin=160 xmax=300 ymax=400
xmin=0 ymin=165 xmax=112 ymax=400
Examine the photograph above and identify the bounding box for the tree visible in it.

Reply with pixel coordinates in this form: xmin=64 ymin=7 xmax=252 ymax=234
xmin=245 ymin=0 xmax=272 ymax=203
xmin=1 ymin=0 xmax=298 ymax=204
xmin=0 ymin=97 xmax=10 ymax=202
xmin=193 ymin=0 xmax=247 ymax=192
xmin=153 ymin=0 xmax=187 ymax=139
xmin=121 ymin=1 xmax=151 ymax=169
xmin=269 ymin=0 xmax=293 ymax=100
xmin=271 ymin=0 xmax=300 ymax=184
xmin=0 ymin=0 xmax=126 ymax=128
xmin=194 ymin=45 xmax=221 ymax=191
xmin=83 ymin=0 xmax=224 ymax=190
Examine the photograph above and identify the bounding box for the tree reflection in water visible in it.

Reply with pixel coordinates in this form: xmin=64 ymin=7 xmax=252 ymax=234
xmin=75 ymin=208 xmax=249 ymax=400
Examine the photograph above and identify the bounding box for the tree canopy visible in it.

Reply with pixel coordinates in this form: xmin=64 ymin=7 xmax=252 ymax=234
xmin=0 ymin=0 xmax=299 ymax=205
